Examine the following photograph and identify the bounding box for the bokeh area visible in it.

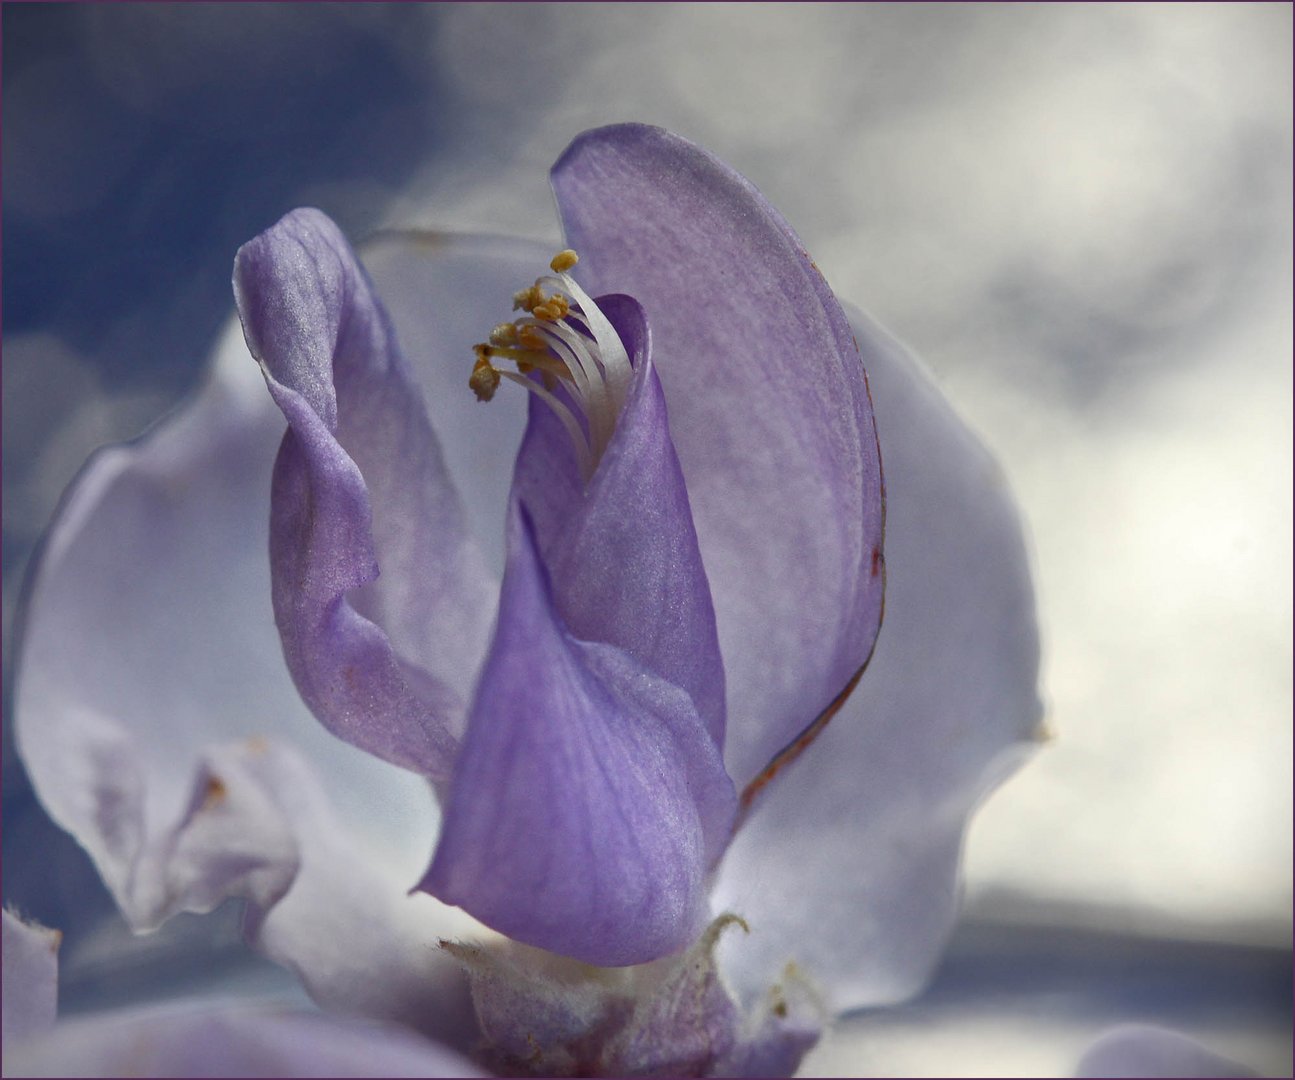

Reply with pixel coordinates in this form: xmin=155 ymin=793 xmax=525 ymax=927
xmin=4 ymin=5 xmax=1290 ymax=1076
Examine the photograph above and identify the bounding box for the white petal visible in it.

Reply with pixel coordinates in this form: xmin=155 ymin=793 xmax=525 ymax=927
xmin=4 ymin=1001 xmax=485 ymax=1078
xmin=2 ymin=909 xmax=60 ymax=1041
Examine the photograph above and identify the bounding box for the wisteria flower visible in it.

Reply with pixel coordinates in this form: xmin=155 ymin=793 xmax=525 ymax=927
xmin=12 ymin=124 xmax=1043 ymax=1076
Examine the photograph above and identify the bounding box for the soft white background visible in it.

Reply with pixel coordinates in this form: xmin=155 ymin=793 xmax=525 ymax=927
xmin=4 ymin=5 xmax=1290 ymax=1076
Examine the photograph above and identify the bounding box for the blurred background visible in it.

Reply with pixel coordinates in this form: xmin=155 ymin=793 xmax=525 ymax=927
xmin=3 ymin=4 xmax=1290 ymax=1075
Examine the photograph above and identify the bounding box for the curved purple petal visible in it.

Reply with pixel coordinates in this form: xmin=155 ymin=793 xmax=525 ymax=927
xmin=1076 ymin=1025 xmax=1259 ymax=1078
xmin=711 ymin=310 xmax=1042 ymax=1011
xmin=2 ymin=910 xmax=59 ymax=1042
xmin=422 ymin=504 xmax=736 ymax=966
xmin=234 ymin=208 xmax=496 ymax=779
xmin=551 ymin=123 xmax=885 ymax=787
xmin=512 ymin=294 xmax=726 ymax=746
xmin=3 ymin=1003 xmax=485 ymax=1079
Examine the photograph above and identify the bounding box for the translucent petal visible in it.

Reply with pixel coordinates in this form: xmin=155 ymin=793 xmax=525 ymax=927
xmin=712 ymin=310 xmax=1042 ymax=1011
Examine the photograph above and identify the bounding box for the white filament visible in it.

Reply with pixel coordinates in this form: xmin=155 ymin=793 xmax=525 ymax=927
xmin=516 ymin=287 xmax=631 ymax=478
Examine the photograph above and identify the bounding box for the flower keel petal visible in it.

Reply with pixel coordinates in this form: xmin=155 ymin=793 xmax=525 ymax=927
xmin=422 ymin=505 xmax=736 ymax=967
xmin=513 ymin=294 xmax=726 ymax=747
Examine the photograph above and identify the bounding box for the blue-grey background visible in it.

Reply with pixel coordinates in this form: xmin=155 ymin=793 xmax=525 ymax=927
xmin=3 ymin=4 xmax=1290 ymax=1075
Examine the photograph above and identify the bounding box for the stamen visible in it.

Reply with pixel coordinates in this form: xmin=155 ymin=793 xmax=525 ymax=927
xmin=550 ymin=249 xmax=579 ymax=273
xmin=469 ymin=349 xmax=501 ymax=403
xmin=512 ymin=284 xmax=545 ymax=313
xmin=469 ymin=249 xmax=633 ymax=480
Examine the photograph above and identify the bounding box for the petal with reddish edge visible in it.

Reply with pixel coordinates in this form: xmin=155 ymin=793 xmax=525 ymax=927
xmin=551 ymin=123 xmax=885 ymax=788
xmin=711 ymin=310 xmax=1042 ymax=1011
xmin=234 ymin=208 xmax=495 ymax=779
xmin=423 ymin=504 xmax=736 ymax=967
xmin=1076 ymin=1025 xmax=1258 ymax=1078
xmin=2 ymin=910 xmax=59 ymax=1042
xmin=3 ymin=1003 xmax=485 ymax=1079
xmin=512 ymin=293 xmax=726 ymax=747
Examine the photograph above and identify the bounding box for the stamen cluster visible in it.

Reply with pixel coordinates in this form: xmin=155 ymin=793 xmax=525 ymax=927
xmin=470 ymin=250 xmax=632 ymax=479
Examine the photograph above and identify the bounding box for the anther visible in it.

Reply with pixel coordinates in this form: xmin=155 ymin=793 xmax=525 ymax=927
xmin=550 ymin=249 xmax=579 ymax=273
xmin=469 ymin=247 xmax=632 ymax=480
xmin=512 ymin=284 xmax=544 ymax=313
xmin=469 ymin=350 xmax=501 ymax=402
xmin=489 ymin=323 xmax=519 ymax=347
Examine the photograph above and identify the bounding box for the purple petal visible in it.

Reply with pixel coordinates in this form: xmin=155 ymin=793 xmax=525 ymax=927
xmin=512 ymin=294 xmax=726 ymax=745
xmin=1076 ymin=1025 xmax=1259 ymax=1078
xmin=422 ymin=504 xmax=736 ymax=966
xmin=711 ymin=309 xmax=1042 ymax=1010
xmin=3 ymin=1003 xmax=485 ymax=1078
xmin=2 ymin=910 xmax=59 ymax=1042
xmin=234 ymin=208 xmax=496 ymax=779
xmin=551 ymin=123 xmax=885 ymax=787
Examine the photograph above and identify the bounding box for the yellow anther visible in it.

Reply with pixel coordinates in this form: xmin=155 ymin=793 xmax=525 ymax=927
xmin=518 ymin=325 xmax=546 ymax=350
xmin=512 ymin=284 xmax=545 ymax=313
xmin=550 ymin=249 xmax=579 ymax=273
xmin=469 ymin=350 xmax=501 ymax=402
xmin=489 ymin=323 xmax=519 ymax=347
xmin=534 ymin=293 xmax=571 ymax=322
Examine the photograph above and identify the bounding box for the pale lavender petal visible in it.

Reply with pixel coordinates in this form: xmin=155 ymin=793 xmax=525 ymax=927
xmin=13 ymin=323 xmax=432 ymax=929
xmin=1076 ymin=1025 xmax=1259 ymax=1078
xmin=11 ymin=316 xmax=476 ymax=1032
xmin=711 ymin=310 xmax=1042 ymax=1010
xmin=124 ymin=739 xmax=299 ymax=929
xmin=2 ymin=910 xmax=59 ymax=1041
xmin=552 ymin=123 xmax=884 ymax=787
xmin=512 ymin=294 xmax=725 ymax=745
xmin=422 ymin=504 xmax=736 ymax=966
xmin=240 ymin=741 xmax=481 ymax=1046
xmin=3 ymin=1003 xmax=485 ymax=1078
xmin=234 ymin=208 xmax=496 ymax=779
